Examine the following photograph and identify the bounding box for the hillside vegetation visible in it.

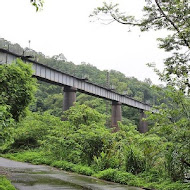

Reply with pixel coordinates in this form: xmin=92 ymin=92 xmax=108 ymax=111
xmin=0 ymin=39 xmax=189 ymax=190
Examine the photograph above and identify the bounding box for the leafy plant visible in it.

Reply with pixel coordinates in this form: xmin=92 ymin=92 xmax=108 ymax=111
xmin=0 ymin=59 xmax=36 ymax=121
xmin=0 ymin=176 xmax=15 ymax=190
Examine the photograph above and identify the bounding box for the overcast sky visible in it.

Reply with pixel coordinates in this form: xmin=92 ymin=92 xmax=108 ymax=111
xmin=0 ymin=0 xmax=169 ymax=84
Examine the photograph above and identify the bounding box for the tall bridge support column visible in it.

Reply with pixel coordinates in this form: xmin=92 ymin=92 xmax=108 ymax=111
xmin=63 ymin=86 xmax=77 ymax=111
xmin=111 ymin=101 xmax=122 ymax=132
xmin=138 ymin=110 xmax=148 ymax=133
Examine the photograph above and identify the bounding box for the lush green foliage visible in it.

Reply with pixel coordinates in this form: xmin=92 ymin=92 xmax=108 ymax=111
xmin=0 ymin=35 xmax=189 ymax=189
xmin=9 ymin=112 xmax=60 ymax=151
xmin=0 ymin=60 xmax=36 ymax=153
xmin=0 ymin=176 xmax=16 ymax=190
xmin=147 ymin=87 xmax=190 ymax=181
xmin=0 ymin=59 xmax=36 ymax=121
xmin=3 ymin=149 xmax=190 ymax=190
xmin=1 ymin=103 xmax=189 ymax=189
xmin=91 ymin=0 xmax=190 ymax=184
xmin=1 ymin=1 xmax=189 ymax=189
xmin=0 ymin=105 xmax=14 ymax=153
xmin=0 ymin=56 xmax=188 ymax=188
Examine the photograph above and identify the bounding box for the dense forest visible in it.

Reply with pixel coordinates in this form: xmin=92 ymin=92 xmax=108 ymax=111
xmin=0 ymin=38 xmax=190 ymax=190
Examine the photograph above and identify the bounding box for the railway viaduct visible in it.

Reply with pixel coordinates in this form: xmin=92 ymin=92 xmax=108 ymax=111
xmin=0 ymin=48 xmax=153 ymax=133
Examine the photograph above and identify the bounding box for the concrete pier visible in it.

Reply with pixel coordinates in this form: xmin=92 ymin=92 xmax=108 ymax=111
xmin=111 ymin=101 xmax=122 ymax=132
xmin=138 ymin=110 xmax=148 ymax=133
xmin=63 ymin=86 xmax=77 ymax=111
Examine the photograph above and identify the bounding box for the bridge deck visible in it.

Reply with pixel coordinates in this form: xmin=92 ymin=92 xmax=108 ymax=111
xmin=0 ymin=48 xmax=153 ymax=111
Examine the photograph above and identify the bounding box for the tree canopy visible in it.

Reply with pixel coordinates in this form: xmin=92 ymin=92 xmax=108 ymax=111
xmin=0 ymin=59 xmax=37 ymax=121
xmin=91 ymin=0 xmax=190 ymax=93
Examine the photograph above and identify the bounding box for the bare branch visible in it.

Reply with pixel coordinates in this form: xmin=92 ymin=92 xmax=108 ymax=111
xmin=111 ymin=14 xmax=141 ymax=26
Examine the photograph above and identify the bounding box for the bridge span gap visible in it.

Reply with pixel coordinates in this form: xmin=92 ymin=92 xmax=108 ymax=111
xmin=0 ymin=48 xmax=151 ymax=133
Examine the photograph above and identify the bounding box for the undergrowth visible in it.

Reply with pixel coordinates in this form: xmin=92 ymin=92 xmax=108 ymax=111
xmin=0 ymin=176 xmax=16 ymax=190
xmin=2 ymin=151 xmax=190 ymax=190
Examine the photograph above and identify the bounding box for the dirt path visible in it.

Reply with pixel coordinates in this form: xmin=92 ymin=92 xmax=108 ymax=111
xmin=0 ymin=157 xmax=143 ymax=190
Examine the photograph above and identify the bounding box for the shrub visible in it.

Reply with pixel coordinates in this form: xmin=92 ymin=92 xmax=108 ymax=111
xmin=44 ymin=106 xmax=111 ymax=165
xmin=94 ymin=168 xmax=144 ymax=186
xmin=51 ymin=160 xmax=94 ymax=175
xmin=63 ymin=104 xmax=106 ymax=127
xmin=9 ymin=112 xmax=63 ymax=151
xmin=125 ymin=146 xmax=146 ymax=174
xmin=0 ymin=59 xmax=36 ymax=121
xmin=0 ymin=105 xmax=14 ymax=153
xmin=0 ymin=176 xmax=15 ymax=190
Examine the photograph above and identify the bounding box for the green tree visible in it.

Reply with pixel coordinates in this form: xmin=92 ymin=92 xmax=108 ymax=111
xmin=0 ymin=59 xmax=37 ymax=121
xmin=147 ymin=87 xmax=190 ymax=181
xmin=91 ymin=0 xmax=190 ymax=92
xmin=63 ymin=104 xmax=106 ymax=127
xmin=30 ymin=0 xmax=44 ymax=11
xmin=91 ymin=0 xmax=190 ymax=181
